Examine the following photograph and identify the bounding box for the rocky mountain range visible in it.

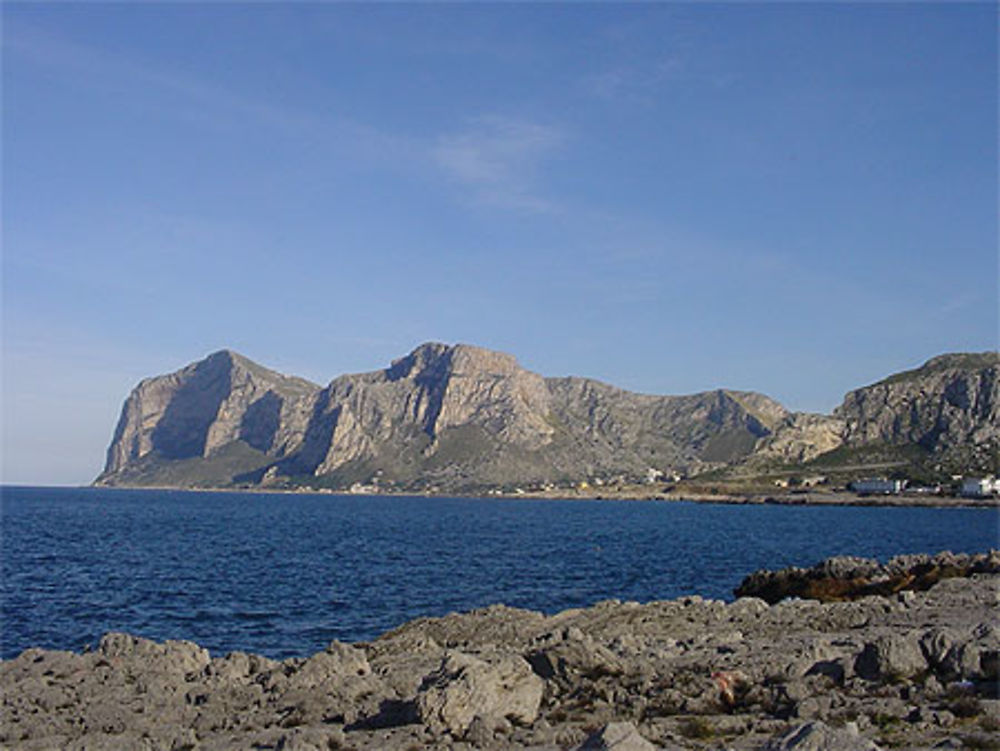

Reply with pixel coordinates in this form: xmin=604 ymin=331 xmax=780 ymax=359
xmin=94 ymin=345 xmax=998 ymax=491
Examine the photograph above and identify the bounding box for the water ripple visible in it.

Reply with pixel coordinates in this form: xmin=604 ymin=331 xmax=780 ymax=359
xmin=2 ymin=486 xmax=997 ymax=659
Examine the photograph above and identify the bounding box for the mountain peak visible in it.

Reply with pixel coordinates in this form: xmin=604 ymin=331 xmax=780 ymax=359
xmin=387 ymin=342 xmax=522 ymax=381
xmin=195 ymin=349 xmax=318 ymax=394
xmin=874 ymin=351 xmax=998 ymax=388
xmin=448 ymin=343 xmax=521 ymax=375
xmin=198 ymin=348 xmax=238 ymax=366
xmin=193 ymin=349 xmax=256 ymax=376
xmin=922 ymin=351 xmax=998 ymax=371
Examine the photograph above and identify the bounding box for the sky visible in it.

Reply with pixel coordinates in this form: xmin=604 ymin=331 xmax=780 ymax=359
xmin=2 ymin=2 xmax=997 ymax=486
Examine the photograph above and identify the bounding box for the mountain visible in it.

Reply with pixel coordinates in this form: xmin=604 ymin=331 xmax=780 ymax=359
xmin=96 ymin=350 xmax=320 ymax=488
xmin=95 ymin=345 xmax=997 ymax=491
xmin=745 ymin=352 xmax=998 ymax=478
xmin=832 ymin=352 xmax=998 ymax=471
xmin=95 ymin=343 xmax=788 ymax=491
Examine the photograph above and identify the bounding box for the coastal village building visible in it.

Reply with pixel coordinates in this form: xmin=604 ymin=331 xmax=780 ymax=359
xmin=775 ymin=476 xmax=828 ymax=489
xmin=960 ymin=476 xmax=999 ymax=498
xmin=849 ymin=478 xmax=906 ymax=495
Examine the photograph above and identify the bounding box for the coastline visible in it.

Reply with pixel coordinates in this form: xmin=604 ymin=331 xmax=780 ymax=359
xmin=3 ymin=552 xmax=998 ymax=750
xmin=76 ymin=482 xmax=1000 ymax=509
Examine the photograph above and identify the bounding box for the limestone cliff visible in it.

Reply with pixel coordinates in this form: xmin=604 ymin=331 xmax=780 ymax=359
xmin=276 ymin=343 xmax=558 ymax=484
xmin=96 ymin=343 xmax=786 ymax=490
xmin=749 ymin=412 xmax=847 ymax=465
xmin=95 ymin=351 xmax=320 ymax=487
xmin=745 ymin=352 xmax=998 ymax=474
xmin=834 ymin=352 xmax=999 ymax=471
xmin=96 ymin=346 xmax=997 ymax=490
xmin=269 ymin=344 xmax=787 ymax=488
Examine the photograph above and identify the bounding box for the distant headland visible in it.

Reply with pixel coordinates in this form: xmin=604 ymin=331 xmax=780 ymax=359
xmin=94 ymin=344 xmax=998 ymax=503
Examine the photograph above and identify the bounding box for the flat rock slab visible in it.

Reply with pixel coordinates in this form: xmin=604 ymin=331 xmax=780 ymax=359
xmin=576 ymin=721 xmax=661 ymax=750
xmin=763 ymin=721 xmax=881 ymax=751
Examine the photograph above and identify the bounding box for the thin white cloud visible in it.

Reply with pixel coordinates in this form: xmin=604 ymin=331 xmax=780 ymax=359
xmin=935 ymin=293 xmax=978 ymax=317
xmin=8 ymin=21 xmax=539 ymax=211
xmin=583 ymin=37 xmax=741 ymax=106
xmin=432 ymin=116 xmax=565 ymax=212
xmin=9 ymin=22 xmax=569 ymax=215
xmin=4 ymin=20 xmax=418 ymax=156
xmin=584 ymin=57 xmax=686 ymax=104
xmin=5 ymin=23 xmax=302 ymax=132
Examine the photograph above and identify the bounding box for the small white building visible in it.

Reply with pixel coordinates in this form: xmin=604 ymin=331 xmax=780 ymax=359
xmin=348 ymin=482 xmax=377 ymax=494
xmin=801 ymin=475 xmax=828 ymax=488
xmin=960 ymin=476 xmax=999 ymax=498
xmin=849 ymin=478 xmax=906 ymax=495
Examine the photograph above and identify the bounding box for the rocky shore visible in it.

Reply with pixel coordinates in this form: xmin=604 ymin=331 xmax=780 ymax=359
xmin=3 ymin=552 xmax=998 ymax=751
xmin=510 ymin=488 xmax=999 ymax=509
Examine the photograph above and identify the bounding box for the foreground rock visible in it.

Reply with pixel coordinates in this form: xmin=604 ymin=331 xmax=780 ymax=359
xmin=415 ymin=651 xmax=544 ymax=737
xmin=761 ymin=720 xmax=879 ymax=751
xmin=735 ymin=550 xmax=1000 ymax=603
xmin=3 ymin=555 xmax=998 ymax=750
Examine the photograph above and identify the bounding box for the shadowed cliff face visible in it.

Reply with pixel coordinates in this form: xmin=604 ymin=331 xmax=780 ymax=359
xmin=96 ymin=351 xmax=321 ymax=486
xmin=101 ymin=351 xmax=235 ymax=473
xmin=150 ymin=352 xmax=234 ymax=460
xmin=96 ymin=346 xmax=998 ymax=491
xmin=238 ymin=391 xmax=283 ymax=453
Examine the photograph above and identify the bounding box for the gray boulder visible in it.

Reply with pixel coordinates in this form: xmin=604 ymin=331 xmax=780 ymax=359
xmin=415 ymin=650 xmax=543 ymax=737
xmin=951 ymin=622 xmax=999 ymax=680
xmin=920 ymin=622 xmax=999 ymax=681
xmin=275 ymin=642 xmax=386 ymax=726
xmin=527 ymin=626 xmax=623 ymax=685
xmin=98 ymin=632 xmax=210 ymax=675
xmin=854 ymin=633 xmax=927 ymax=681
xmin=764 ymin=720 xmax=882 ymax=750
xmin=920 ymin=627 xmax=967 ymax=672
xmin=574 ymin=721 xmax=660 ymax=750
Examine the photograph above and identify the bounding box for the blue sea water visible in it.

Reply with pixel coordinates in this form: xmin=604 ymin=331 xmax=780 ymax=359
xmin=2 ymin=485 xmax=997 ymax=660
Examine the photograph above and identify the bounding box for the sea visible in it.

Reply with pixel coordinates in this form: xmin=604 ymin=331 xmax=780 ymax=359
xmin=2 ymin=485 xmax=997 ymax=661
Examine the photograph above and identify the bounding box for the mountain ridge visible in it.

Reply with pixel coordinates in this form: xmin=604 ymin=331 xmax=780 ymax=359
xmin=95 ymin=344 xmax=998 ymax=491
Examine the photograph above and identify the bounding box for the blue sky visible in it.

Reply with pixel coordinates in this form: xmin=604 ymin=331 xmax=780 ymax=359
xmin=3 ymin=3 xmax=997 ymax=485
